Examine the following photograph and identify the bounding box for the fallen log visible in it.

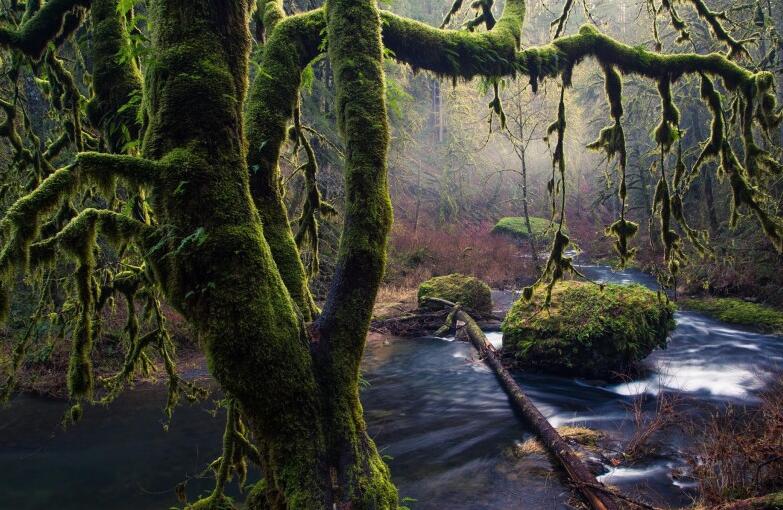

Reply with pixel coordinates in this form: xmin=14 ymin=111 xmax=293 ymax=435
xmin=426 ymin=297 xmax=621 ymax=510
xmin=370 ymin=298 xmax=502 ymax=337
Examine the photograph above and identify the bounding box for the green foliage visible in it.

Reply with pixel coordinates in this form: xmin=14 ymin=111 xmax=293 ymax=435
xmin=492 ymin=216 xmax=557 ymax=241
xmin=418 ymin=273 xmax=493 ymax=314
xmin=502 ymin=281 xmax=675 ymax=377
xmin=682 ymin=297 xmax=783 ymax=334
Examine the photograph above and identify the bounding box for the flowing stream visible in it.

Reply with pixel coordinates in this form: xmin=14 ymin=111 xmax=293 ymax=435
xmin=1 ymin=264 xmax=781 ymax=509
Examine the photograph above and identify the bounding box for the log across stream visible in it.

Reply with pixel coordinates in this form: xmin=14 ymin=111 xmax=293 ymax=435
xmin=1 ymin=264 xmax=782 ymax=509
xmin=430 ymin=296 xmax=622 ymax=510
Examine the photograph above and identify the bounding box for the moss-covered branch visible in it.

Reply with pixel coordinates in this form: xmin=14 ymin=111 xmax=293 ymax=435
xmin=0 ymin=0 xmax=90 ymax=59
xmin=380 ymin=0 xmax=524 ymax=79
xmin=0 ymin=153 xmax=159 ymax=290
xmin=516 ymin=24 xmax=758 ymax=87
xmin=86 ymin=0 xmax=143 ymax=153
xmin=246 ymin=8 xmax=323 ymax=320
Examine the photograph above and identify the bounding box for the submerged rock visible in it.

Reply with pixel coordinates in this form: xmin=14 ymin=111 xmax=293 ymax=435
xmin=502 ymin=281 xmax=675 ymax=378
xmin=417 ymin=273 xmax=493 ymax=314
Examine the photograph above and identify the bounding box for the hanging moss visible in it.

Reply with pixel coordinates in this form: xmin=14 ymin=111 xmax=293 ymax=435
xmin=587 ymin=63 xmax=638 ymax=266
xmin=690 ymin=75 xmax=723 ymax=180
xmin=502 ymin=281 xmax=675 ymax=377
xmin=653 ymin=77 xmax=680 ymax=151
xmin=0 ymin=0 xmax=90 ymax=59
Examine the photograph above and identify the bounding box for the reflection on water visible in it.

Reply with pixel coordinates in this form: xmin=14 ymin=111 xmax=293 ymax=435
xmin=0 ymin=387 xmax=230 ymax=509
xmin=1 ymin=264 xmax=781 ymax=509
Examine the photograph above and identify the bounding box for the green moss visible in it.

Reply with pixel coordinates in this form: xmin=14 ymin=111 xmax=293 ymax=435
xmin=767 ymin=492 xmax=783 ymax=508
xmin=492 ymin=216 xmax=559 ymax=241
xmin=0 ymin=0 xmax=89 ymax=59
xmin=502 ymin=281 xmax=675 ymax=377
xmin=86 ymin=0 xmax=143 ymax=153
xmin=187 ymin=494 xmax=236 ymax=510
xmin=682 ymin=297 xmax=783 ymax=334
xmin=418 ymin=273 xmax=493 ymax=314
xmin=246 ymin=10 xmax=325 ymax=320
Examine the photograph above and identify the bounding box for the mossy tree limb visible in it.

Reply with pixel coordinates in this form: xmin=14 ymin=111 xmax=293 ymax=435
xmin=380 ymin=0 xmax=524 ymax=79
xmin=0 ymin=0 xmax=90 ymax=59
xmin=246 ymin=8 xmax=324 ymax=320
xmin=303 ymin=0 xmax=397 ymax=507
xmin=86 ymin=0 xmax=143 ymax=153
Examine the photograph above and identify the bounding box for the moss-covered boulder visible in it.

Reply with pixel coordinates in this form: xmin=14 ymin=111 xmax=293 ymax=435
xmin=417 ymin=273 xmax=493 ymax=314
xmin=492 ymin=217 xmax=559 ymax=241
xmin=502 ymin=281 xmax=675 ymax=378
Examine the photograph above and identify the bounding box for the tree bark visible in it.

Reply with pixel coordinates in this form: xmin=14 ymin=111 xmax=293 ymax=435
xmin=141 ymin=2 xmax=328 ymax=507
xmin=139 ymin=1 xmax=396 ymax=507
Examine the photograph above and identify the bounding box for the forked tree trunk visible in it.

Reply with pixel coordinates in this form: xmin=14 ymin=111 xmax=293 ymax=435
xmin=141 ymin=1 xmax=395 ymax=508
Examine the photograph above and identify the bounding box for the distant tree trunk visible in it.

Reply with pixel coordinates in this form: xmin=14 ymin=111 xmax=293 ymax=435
xmin=431 ymin=78 xmax=444 ymax=143
xmin=512 ymin=89 xmax=540 ymax=269
xmin=519 ymin=141 xmax=540 ymax=268
xmin=701 ymin=168 xmax=720 ymax=232
xmin=413 ymin=161 xmax=422 ymax=236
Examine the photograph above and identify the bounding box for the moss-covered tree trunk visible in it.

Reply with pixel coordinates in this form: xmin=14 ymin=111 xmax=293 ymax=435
xmin=309 ymin=0 xmax=397 ymax=506
xmin=140 ymin=1 xmax=395 ymax=508
xmin=142 ymin=2 xmax=321 ymax=507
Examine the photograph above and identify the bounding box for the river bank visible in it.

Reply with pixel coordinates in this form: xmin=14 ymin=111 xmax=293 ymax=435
xmin=1 ymin=264 xmax=782 ymax=509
